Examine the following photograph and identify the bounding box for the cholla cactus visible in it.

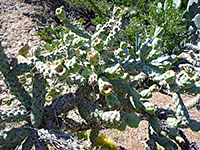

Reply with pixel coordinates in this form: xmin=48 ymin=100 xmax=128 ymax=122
xmin=0 ymin=4 xmax=200 ymax=150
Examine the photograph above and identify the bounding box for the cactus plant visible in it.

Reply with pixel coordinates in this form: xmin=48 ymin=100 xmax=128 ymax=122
xmin=0 ymin=3 xmax=200 ymax=150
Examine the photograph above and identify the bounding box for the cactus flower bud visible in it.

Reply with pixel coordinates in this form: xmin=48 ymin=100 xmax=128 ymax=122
xmin=179 ymin=64 xmax=195 ymax=77
xmin=92 ymin=37 xmax=104 ymax=52
xmin=55 ymin=64 xmax=68 ymax=78
xmin=87 ymin=50 xmax=100 ymax=66
xmin=98 ymin=76 xmax=113 ymax=95
xmin=163 ymin=70 xmax=176 ymax=84
xmin=45 ymin=93 xmax=53 ymax=102
xmin=55 ymin=6 xmax=66 ymax=22
xmin=178 ymin=74 xmax=195 ymax=89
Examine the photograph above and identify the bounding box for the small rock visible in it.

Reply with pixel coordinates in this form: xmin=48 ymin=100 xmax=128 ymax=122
xmin=1 ymin=41 xmax=7 ymax=48
xmin=138 ymin=137 xmax=142 ymax=140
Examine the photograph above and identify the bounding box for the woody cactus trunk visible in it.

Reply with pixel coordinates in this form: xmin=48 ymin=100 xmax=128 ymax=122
xmin=0 ymin=4 xmax=200 ymax=150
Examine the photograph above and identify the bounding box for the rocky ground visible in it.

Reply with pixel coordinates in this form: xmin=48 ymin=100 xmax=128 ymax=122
xmin=0 ymin=0 xmax=199 ymax=149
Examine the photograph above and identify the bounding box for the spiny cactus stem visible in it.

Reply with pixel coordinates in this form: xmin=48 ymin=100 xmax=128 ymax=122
xmin=0 ymin=107 xmax=29 ymax=124
xmin=92 ymin=17 xmax=119 ymax=41
xmin=185 ymin=94 xmax=200 ymax=110
xmin=45 ymin=94 xmax=81 ymax=119
xmin=122 ymin=59 xmax=144 ymax=74
xmin=30 ymin=73 xmax=47 ymax=127
xmin=4 ymin=72 xmax=32 ymax=110
xmin=0 ymin=127 xmax=32 ymax=149
xmin=110 ymin=79 xmax=144 ymax=111
xmin=38 ymin=44 xmax=70 ymax=62
xmin=10 ymin=61 xmax=34 ymax=76
xmin=148 ymin=115 xmax=161 ymax=142
xmin=173 ymin=93 xmax=190 ymax=127
xmin=45 ymin=86 xmax=89 ymax=118
xmin=185 ymin=43 xmax=200 ymax=52
xmin=11 ymin=49 xmax=71 ymax=78
xmin=16 ymin=136 xmax=34 ymax=150
xmin=26 ymin=127 xmax=88 ymax=149
xmin=156 ymin=134 xmax=178 ymax=149
xmin=0 ymin=41 xmax=11 ymax=76
xmin=63 ymin=117 xmax=94 ymax=132
xmin=148 ymin=118 xmax=178 ymax=148
xmin=56 ymin=6 xmax=91 ymax=39
xmin=90 ymin=124 xmax=101 ymax=148
xmin=139 ymin=42 xmax=153 ymax=62
xmin=185 ymin=85 xmax=200 ymax=94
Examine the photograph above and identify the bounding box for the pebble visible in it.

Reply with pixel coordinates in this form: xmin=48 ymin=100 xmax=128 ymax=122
xmin=1 ymin=41 xmax=8 ymax=48
xmin=138 ymin=137 xmax=142 ymax=140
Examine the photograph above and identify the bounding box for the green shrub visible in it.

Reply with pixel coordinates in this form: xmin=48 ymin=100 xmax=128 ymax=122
xmin=37 ymin=24 xmax=69 ymax=51
xmin=66 ymin=0 xmax=188 ymax=54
